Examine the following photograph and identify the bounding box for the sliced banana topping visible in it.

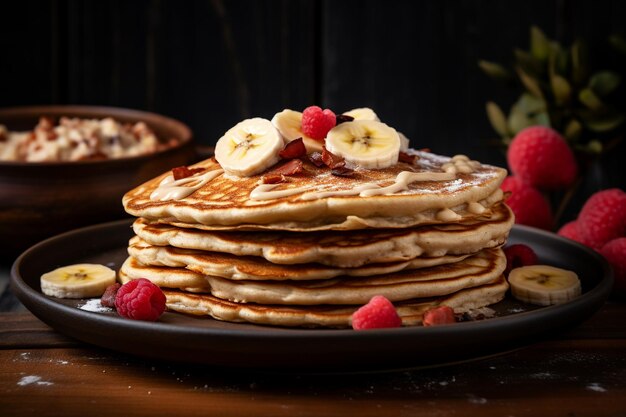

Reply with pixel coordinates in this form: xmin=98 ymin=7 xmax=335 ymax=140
xmin=325 ymin=120 xmax=401 ymax=169
xmin=271 ymin=109 xmax=324 ymax=153
xmin=508 ymin=265 xmax=581 ymax=306
xmin=343 ymin=107 xmax=380 ymax=121
xmin=215 ymin=117 xmax=284 ymax=177
xmin=398 ymin=132 xmax=410 ymax=152
xmin=40 ymin=263 xmax=116 ymax=299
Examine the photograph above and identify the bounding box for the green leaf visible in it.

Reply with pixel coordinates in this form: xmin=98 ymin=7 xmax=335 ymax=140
xmin=589 ymin=71 xmax=621 ymax=97
xmin=516 ymin=66 xmax=544 ymax=98
xmin=551 ymin=74 xmax=571 ymax=105
xmin=579 ymin=88 xmax=606 ymax=111
xmin=609 ymin=34 xmax=626 ymax=55
xmin=530 ymin=26 xmax=551 ymax=62
xmin=514 ymin=48 xmax=543 ymax=76
xmin=478 ymin=60 xmax=512 ymax=82
xmin=548 ymin=41 xmax=569 ymax=76
xmin=507 ymin=93 xmax=550 ymax=134
xmin=486 ymin=101 xmax=510 ymax=137
xmin=581 ymin=111 xmax=626 ymax=133
xmin=564 ymin=118 xmax=583 ymax=142
xmin=587 ymin=139 xmax=603 ymax=154
xmin=571 ymin=39 xmax=588 ymax=86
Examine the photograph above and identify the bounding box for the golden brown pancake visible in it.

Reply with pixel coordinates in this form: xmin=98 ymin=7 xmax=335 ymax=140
xmin=120 ymin=247 xmax=505 ymax=304
xmin=123 ymin=151 xmax=507 ymax=231
xmin=158 ymin=277 xmax=509 ymax=328
xmin=132 ymin=203 xmax=512 ymax=267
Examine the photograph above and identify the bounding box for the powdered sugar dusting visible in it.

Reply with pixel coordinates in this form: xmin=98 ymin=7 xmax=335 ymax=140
xmin=17 ymin=375 xmax=53 ymax=386
xmin=587 ymin=383 xmax=607 ymax=392
xmin=79 ymin=298 xmax=113 ymax=313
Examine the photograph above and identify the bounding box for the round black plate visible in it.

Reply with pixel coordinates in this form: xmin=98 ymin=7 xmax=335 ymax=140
xmin=11 ymin=220 xmax=613 ymax=373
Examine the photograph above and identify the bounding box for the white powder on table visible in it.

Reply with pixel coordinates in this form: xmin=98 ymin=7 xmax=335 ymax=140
xmin=17 ymin=375 xmax=53 ymax=386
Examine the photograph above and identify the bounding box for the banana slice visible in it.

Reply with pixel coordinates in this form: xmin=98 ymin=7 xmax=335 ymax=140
xmin=508 ymin=265 xmax=581 ymax=306
xmin=325 ymin=120 xmax=401 ymax=169
xmin=398 ymin=132 xmax=410 ymax=152
xmin=215 ymin=118 xmax=284 ymax=177
xmin=40 ymin=263 xmax=116 ymax=299
xmin=343 ymin=107 xmax=380 ymax=121
xmin=271 ymin=109 xmax=323 ymax=153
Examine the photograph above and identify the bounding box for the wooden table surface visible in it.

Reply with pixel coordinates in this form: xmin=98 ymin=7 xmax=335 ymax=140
xmin=1 ymin=301 xmax=625 ymax=417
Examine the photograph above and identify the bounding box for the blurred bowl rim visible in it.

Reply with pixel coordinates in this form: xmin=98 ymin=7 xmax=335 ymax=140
xmin=0 ymin=104 xmax=193 ymax=168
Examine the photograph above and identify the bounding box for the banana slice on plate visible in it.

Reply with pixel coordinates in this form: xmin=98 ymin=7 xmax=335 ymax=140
xmin=343 ymin=107 xmax=380 ymax=121
xmin=215 ymin=117 xmax=284 ymax=177
xmin=271 ymin=109 xmax=324 ymax=153
xmin=508 ymin=265 xmax=581 ymax=306
xmin=40 ymin=263 xmax=116 ymax=299
xmin=325 ymin=120 xmax=401 ymax=169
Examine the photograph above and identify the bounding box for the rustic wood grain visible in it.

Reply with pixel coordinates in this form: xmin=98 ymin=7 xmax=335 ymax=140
xmin=1 ymin=304 xmax=625 ymax=416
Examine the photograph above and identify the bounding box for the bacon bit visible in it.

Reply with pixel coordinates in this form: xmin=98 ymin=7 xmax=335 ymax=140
xmin=399 ymin=151 xmax=418 ymax=164
xmin=321 ymin=146 xmax=344 ymax=169
xmin=331 ymin=165 xmax=354 ymax=177
xmin=335 ymin=114 xmax=355 ymax=125
xmin=172 ymin=166 xmax=206 ymax=180
xmin=267 ymin=158 xmax=303 ymax=176
xmin=279 ymin=138 xmax=307 ymax=159
xmin=261 ymin=174 xmax=286 ymax=184
xmin=308 ymin=152 xmax=325 ymax=167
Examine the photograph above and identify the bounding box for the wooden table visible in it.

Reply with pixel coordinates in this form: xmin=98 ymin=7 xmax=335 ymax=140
xmin=1 ymin=302 xmax=625 ymax=417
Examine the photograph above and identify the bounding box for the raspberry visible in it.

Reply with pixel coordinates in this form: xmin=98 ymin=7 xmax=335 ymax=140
xmin=422 ymin=306 xmax=456 ymax=326
xmin=301 ymin=106 xmax=336 ymax=140
xmin=577 ymin=189 xmax=626 ymax=250
xmin=101 ymin=283 xmax=121 ymax=308
xmin=507 ymin=126 xmax=578 ymax=190
xmin=503 ymin=244 xmax=538 ymax=277
xmin=351 ymin=295 xmax=402 ymax=330
xmin=501 ymin=176 xmax=553 ymax=230
xmin=557 ymin=220 xmax=582 ymax=242
xmin=115 ymin=278 xmax=166 ymax=321
xmin=600 ymin=238 xmax=626 ymax=296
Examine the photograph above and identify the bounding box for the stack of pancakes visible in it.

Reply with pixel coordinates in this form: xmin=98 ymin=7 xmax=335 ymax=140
xmin=121 ymin=150 xmax=513 ymax=328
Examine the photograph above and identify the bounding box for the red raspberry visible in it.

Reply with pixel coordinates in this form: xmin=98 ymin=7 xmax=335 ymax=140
xmin=501 ymin=176 xmax=553 ymax=230
xmin=301 ymin=106 xmax=336 ymax=140
xmin=351 ymin=295 xmax=402 ymax=330
xmin=422 ymin=306 xmax=456 ymax=326
xmin=577 ymin=188 xmax=626 ymax=250
xmin=507 ymin=126 xmax=578 ymax=190
xmin=557 ymin=220 xmax=582 ymax=242
xmin=503 ymin=244 xmax=538 ymax=277
xmin=115 ymin=278 xmax=166 ymax=321
xmin=601 ymin=238 xmax=626 ymax=296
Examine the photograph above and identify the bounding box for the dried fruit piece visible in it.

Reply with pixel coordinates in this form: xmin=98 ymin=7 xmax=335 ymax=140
xmin=279 ymin=137 xmax=307 ymax=159
xmin=267 ymin=159 xmax=303 ymax=176
xmin=423 ymin=306 xmax=456 ymax=326
xmin=101 ymin=283 xmax=121 ymax=308
xmin=172 ymin=166 xmax=205 ymax=180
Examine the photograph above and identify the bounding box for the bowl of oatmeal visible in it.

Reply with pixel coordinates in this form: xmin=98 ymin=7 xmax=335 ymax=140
xmin=0 ymin=105 xmax=195 ymax=260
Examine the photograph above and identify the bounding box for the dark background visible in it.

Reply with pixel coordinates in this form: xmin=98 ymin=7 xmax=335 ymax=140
xmin=1 ymin=0 xmax=625 ymax=190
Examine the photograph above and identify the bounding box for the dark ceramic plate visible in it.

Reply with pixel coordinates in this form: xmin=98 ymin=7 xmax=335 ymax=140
xmin=11 ymin=220 xmax=613 ymax=373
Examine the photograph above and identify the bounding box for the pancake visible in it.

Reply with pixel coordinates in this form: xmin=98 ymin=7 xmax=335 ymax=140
xmin=120 ymin=247 xmax=505 ymax=305
xmin=122 ymin=150 xmax=507 ymax=231
xmin=159 ymin=277 xmax=509 ymax=328
xmin=132 ymin=203 xmax=512 ymax=267
xmin=128 ymin=236 xmax=477 ymax=281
